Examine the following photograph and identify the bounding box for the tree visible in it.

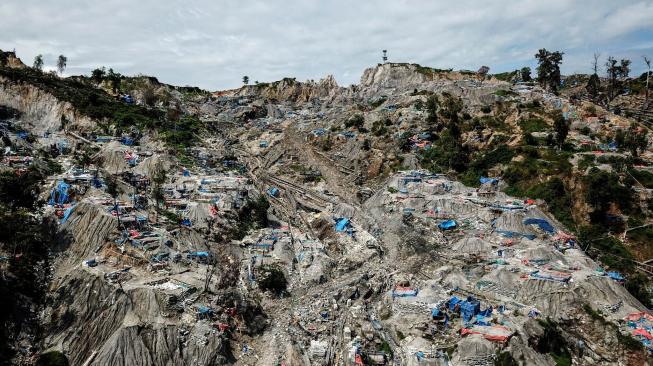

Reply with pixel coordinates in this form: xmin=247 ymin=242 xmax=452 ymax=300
xmin=107 ymin=68 xmax=121 ymax=93
xmin=606 ymin=57 xmax=631 ymax=103
xmin=520 ymin=67 xmax=532 ymax=82
xmin=644 ymin=56 xmax=651 ymax=103
xmin=242 ymin=75 xmax=249 ymax=85
xmin=592 ymin=52 xmax=601 ymax=75
xmin=624 ymin=124 xmax=648 ymax=157
xmin=586 ymin=73 xmax=601 ymax=102
xmin=91 ymin=67 xmax=106 ymax=83
xmin=553 ymin=111 xmax=569 ymax=149
xmin=535 ymin=49 xmax=564 ymax=93
xmin=106 ymin=177 xmax=122 ymax=229
xmin=56 ymin=55 xmax=67 ymax=75
xmin=33 ymin=54 xmax=43 ymax=71
xmin=425 ymin=95 xmax=439 ymax=125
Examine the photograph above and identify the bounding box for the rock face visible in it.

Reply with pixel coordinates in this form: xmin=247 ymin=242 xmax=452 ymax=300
xmin=45 ymin=271 xmax=229 ymax=366
xmin=0 ymin=76 xmax=96 ymax=134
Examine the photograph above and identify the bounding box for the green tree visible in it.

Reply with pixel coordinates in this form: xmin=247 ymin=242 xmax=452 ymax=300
xmin=520 ymin=67 xmax=532 ymax=82
xmin=33 ymin=54 xmax=44 ymax=71
xmin=242 ymin=75 xmax=249 ymax=85
xmin=106 ymin=177 xmax=122 ymax=229
xmin=425 ymin=94 xmax=439 ymax=125
xmin=584 ymin=168 xmax=633 ymax=220
xmin=107 ymin=68 xmax=121 ymax=93
xmin=535 ymin=49 xmax=564 ymax=93
xmin=606 ymin=57 xmax=631 ymax=103
xmin=91 ymin=67 xmax=106 ymax=83
xmin=56 ymin=55 xmax=67 ymax=75
xmin=553 ymin=111 xmax=569 ymax=149
xmin=624 ymin=124 xmax=648 ymax=157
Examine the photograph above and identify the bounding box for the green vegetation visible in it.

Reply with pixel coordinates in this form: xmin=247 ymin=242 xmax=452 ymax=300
xmin=0 ymin=168 xmax=57 ymax=362
xmin=584 ymin=168 xmax=634 ymax=222
xmin=519 ymin=117 xmax=549 ymax=134
xmin=256 ymin=264 xmax=287 ymax=295
xmin=0 ymin=67 xmax=162 ymax=128
xmin=628 ymin=168 xmax=653 ymax=188
xmin=582 ymin=304 xmax=606 ymax=322
xmin=534 ymin=319 xmax=571 ymax=366
xmin=578 ymin=225 xmax=633 ymax=272
xmin=230 ymin=195 xmax=270 ymax=240
xmin=492 ymin=70 xmax=519 ymax=82
xmin=345 ymin=114 xmax=365 ymax=130
xmin=495 ymin=89 xmax=518 ymax=97
xmin=379 ymin=341 xmax=394 ymax=359
xmin=494 ymin=351 xmax=519 ymax=366
xmin=460 ymin=145 xmax=515 ymax=186
xmin=37 ymin=351 xmax=69 ymax=366
xmin=369 ymin=96 xmax=387 ymax=108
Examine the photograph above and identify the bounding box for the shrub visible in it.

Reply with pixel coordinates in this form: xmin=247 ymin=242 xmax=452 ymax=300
xmin=257 ymin=264 xmax=287 ymax=295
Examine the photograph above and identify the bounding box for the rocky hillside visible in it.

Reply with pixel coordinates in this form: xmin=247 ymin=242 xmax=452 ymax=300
xmin=1 ymin=52 xmax=653 ymax=366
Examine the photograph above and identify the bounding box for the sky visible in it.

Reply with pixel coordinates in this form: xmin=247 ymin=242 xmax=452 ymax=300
xmin=1 ymin=0 xmax=652 ymax=90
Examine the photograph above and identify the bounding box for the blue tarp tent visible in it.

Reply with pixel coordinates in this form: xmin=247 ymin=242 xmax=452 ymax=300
xmin=460 ymin=297 xmax=481 ymax=322
xmin=523 ymin=218 xmax=555 ymax=234
xmin=49 ymin=181 xmax=70 ymax=206
xmin=181 ymin=218 xmax=192 ymax=227
xmin=480 ymin=177 xmax=498 ymax=185
xmin=121 ymin=137 xmax=134 ymax=146
xmin=267 ymin=187 xmax=280 ymax=198
xmin=449 ymin=296 xmax=461 ymax=311
xmin=439 ymin=220 xmax=457 ymax=230
xmin=335 ymin=218 xmax=351 ymax=232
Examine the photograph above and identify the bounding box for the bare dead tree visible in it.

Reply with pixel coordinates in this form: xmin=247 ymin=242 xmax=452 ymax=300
xmin=644 ymin=55 xmax=651 ymax=104
xmin=592 ymin=52 xmax=601 ymax=75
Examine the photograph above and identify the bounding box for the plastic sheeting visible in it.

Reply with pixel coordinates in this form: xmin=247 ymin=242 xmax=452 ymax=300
xmin=439 ymin=220 xmax=457 ymax=230
xmin=523 ymin=218 xmax=556 ymax=234
xmin=335 ymin=218 xmax=351 ymax=232
xmin=480 ymin=177 xmax=499 ymax=185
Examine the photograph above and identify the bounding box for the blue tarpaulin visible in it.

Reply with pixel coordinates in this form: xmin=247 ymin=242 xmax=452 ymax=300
xmin=460 ymin=297 xmax=481 ymax=322
xmin=49 ymin=181 xmax=70 ymax=206
xmin=182 ymin=169 xmax=191 ymax=177
xmin=181 ymin=218 xmax=192 ymax=227
xmin=496 ymin=230 xmax=536 ymax=240
xmin=17 ymin=132 xmax=28 ymax=139
xmin=267 ymin=187 xmax=280 ymax=198
xmin=439 ymin=220 xmax=457 ymax=230
xmin=335 ymin=218 xmax=351 ymax=232
xmin=523 ymin=218 xmax=556 ymax=234
xmin=61 ymin=206 xmax=74 ymax=223
xmin=480 ymin=177 xmax=498 ymax=185
xmin=449 ymin=296 xmax=461 ymax=311
xmin=121 ymin=137 xmax=134 ymax=145
xmin=607 ymin=271 xmax=625 ymax=282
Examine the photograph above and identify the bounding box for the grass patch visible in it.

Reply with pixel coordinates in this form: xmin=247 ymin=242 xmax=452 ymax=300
xmin=519 ymin=117 xmax=549 ymax=134
xmin=495 ymin=89 xmax=518 ymax=97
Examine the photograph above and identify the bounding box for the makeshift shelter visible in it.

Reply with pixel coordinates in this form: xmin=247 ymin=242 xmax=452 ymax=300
xmin=523 ymin=218 xmax=555 ymax=234
xmin=461 ymin=325 xmax=512 ymax=342
xmin=267 ymin=187 xmax=280 ymax=198
xmin=49 ymin=181 xmax=70 ymax=206
xmin=335 ymin=217 xmax=351 ymax=232
xmin=439 ymin=220 xmax=457 ymax=230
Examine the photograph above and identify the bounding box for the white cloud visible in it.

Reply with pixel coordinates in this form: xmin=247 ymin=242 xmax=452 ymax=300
xmin=1 ymin=0 xmax=652 ymax=89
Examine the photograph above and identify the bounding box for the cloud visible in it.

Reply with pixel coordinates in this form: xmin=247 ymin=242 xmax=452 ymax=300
xmin=1 ymin=0 xmax=652 ymax=89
